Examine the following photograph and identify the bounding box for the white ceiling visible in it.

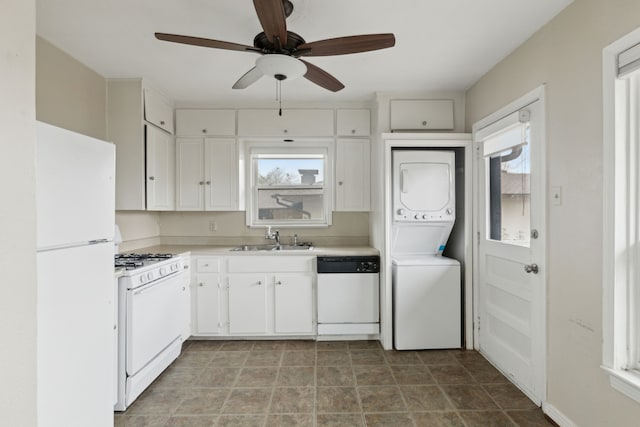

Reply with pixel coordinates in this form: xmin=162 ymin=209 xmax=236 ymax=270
xmin=36 ymin=0 xmax=572 ymax=106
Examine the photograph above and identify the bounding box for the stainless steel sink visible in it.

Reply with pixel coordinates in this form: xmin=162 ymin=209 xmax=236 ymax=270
xmin=230 ymin=244 xmax=314 ymax=252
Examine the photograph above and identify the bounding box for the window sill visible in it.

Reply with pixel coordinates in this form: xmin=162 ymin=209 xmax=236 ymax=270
xmin=602 ymin=365 xmax=640 ymax=403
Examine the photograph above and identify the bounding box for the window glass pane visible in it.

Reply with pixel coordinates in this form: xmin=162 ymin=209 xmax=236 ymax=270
xmin=257 ymin=158 xmax=323 ymax=185
xmin=487 ymin=124 xmax=531 ymax=247
xmin=253 ymin=156 xmax=326 ymax=224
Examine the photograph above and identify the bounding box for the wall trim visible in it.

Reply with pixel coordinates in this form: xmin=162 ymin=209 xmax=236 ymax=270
xmin=542 ymin=402 xmax=578 ymax=427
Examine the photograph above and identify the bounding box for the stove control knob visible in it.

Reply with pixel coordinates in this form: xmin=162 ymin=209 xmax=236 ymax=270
xmin=397 ymin=209 xmax=405 ymax=216
xmin=414 ymin=214 xmax=421 ymax=220
xmin=159 ymin=268 xmax=167 ymax=276
xmin=422 ymin=214 xmax=429 ymax=219
xmin=139 ymin=276 xmax=146 ymax=284
xmin=147 ymin=272 xmax=154 ymax=281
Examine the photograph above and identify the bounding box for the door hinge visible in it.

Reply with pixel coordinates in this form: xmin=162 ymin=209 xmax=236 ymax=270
xmin=477 ymin=316 xmax=481 ymax=331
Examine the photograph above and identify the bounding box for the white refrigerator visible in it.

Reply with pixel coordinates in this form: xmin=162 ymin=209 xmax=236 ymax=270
xmin=36 ymin=122 xmax=115 ymax=427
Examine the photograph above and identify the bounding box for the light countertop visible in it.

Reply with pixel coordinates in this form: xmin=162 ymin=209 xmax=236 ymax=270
xmin=124 ymin=245 xmax=379 ymax=257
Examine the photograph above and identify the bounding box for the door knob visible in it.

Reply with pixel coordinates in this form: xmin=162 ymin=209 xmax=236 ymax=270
xmin=524 ymin=264 xmax=539 ymax=274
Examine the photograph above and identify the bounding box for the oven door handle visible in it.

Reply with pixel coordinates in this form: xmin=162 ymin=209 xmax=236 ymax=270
xmin=132 ymin=272 xmax=181 ymax=295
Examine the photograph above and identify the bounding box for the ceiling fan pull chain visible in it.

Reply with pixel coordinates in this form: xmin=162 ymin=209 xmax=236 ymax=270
xmin=278 ymin=81 xmax=283 ymax=116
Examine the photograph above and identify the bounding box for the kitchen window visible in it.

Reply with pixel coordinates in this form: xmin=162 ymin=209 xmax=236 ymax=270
xmin=603 ymin=28 xmax=640 ymax=403
xmin=245 ymin=142 xmax=333 ymax=227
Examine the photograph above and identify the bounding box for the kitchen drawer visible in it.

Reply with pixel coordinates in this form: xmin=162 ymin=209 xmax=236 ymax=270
xmin=227 ymin=256 xmax=314 ymax=273
xmin=144 ymin=88 xmax=174 ymax=134
xmin=196 ymin=257 xmax=221 ymax=273
xmin=175 ymin=109 xmax=236 ymax=136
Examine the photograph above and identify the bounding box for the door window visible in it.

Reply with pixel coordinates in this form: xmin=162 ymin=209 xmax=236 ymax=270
xmin=484 ymin=119 xmax=531 ymax=247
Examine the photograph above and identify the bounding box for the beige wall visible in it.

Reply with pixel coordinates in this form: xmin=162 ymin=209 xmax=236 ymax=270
xmin=36 ymin=36 xmax=106 ymax=140
xmin=465 ymin=0 xmax=640 ymax=425
xmin=158 ymin=211 xmax=370 ymax=247
xmin=1 ymin=1 xmax=37 ymax=425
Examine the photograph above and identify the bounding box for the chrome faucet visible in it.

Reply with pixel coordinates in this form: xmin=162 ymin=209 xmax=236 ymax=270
xmin=265 ymin=227 xmax=280 ymax=248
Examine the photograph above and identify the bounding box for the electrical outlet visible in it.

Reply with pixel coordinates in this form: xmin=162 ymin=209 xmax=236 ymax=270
xmin=209 ymin=220 xmax=217 ymax=232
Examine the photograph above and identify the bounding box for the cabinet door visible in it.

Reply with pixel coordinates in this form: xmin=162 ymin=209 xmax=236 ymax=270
xmin=146 ymin=125 xmax=175 ymax=211
xmin=194 ymin=273 xmax=221 ymax=335
xmin=390 ymin=99 xmax=454 ymax=131
xmin=176 ymin=109 xmax=236 ymax=137
xmin=144 ymin=88 xmax=174 ymax=134
xmin=204 ymin=138 xmax=237 ymax=211
xmin=238 ymin=109 xmax=334 ymax=136
xmin=337 ymin=109 xmax=370 ymax=136
xmin=176 ymin=138 xmax=205 ymax=210
xmin=178 ymin=269 xmax=191 ymax=340
xmin=335 ymin=139 xmax=371 ymax=211
xmin=228 ymin=274 xmax=267 ymax=334
xmin=274 ymin=274 xmax=314 ymax=334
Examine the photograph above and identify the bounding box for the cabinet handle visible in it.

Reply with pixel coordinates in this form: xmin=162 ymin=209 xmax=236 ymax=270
xmin=202 ymin=129 xmax=207 ymax=134
xmin=422 ymin=120 xmax=428 ymax=126
xmin=148 ymin=176 xmax=155 ymax=181
xmin=206 ymin=181 xmax=211 ymax=185
xmin=338 ymin=181 xmax=343 ymax=186
xmin=160 ymin=120 xmax=165 ymax=125
xmin=199 ymin=181 xmax=205 ymax=185
xmin=275 ymin=280 xmax=283 ymax=286
xmin=198 ymin=283 xmax=204 ymax=287
xmin=257 ymin=280 xmax=263 ymax=286
xmin=351 ymin=129 xmax=356 ymax=134
xmin=283 ymin=129 xmax=288 ymax=134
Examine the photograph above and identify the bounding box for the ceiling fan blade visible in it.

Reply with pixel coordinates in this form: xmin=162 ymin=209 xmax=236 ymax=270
xmin=253 ymin=0 xmax=288 ymax=46
xmin=297 ymin=34 xmax=396 ymax=57
xmin=232 ymin=67 xmax=264 ymax=89
xmin=300 ymin=60 xmax=344 ymax=92
xmin=155 ymin=33 xmax=259 ymax=53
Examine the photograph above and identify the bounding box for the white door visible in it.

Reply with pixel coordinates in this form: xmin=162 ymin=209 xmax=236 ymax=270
xmin=176 ymin=138 xmax=205 ymax=210
xmin=274 ymin=274 xmax=314 ymax=334
xmin=228 ymin=274 xmax=267 ymax=334
xmin=475 ymin=96 xmax=546 ymax=404
xmin=195 ymin=273 xmax=221 ymax=334
xmin=146 ymin=125 xmax=175 ymax=211
xmin=335 ymin=138 xmax=371 ymax=211
xmin=205 ymin=138 xmax=237 ymax=211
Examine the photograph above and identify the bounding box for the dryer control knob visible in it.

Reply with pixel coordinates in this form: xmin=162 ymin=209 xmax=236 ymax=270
xmin=422 ymin=214 xmax=428 ymax=219
xmin=397 ymin=209 xmax=405 ymax=215
xmin=446 ymin=208 xmax=453 ymax=215
xmin=414 ymin=214 xmax=421 ymax=219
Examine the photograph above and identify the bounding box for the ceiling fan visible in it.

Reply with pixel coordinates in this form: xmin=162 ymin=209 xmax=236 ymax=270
xmin=155 ymin=0 xmax=396 ymax=92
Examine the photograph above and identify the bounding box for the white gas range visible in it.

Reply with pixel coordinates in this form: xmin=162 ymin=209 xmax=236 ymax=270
xmin=114 ymin=253 xmax=188 ymax=411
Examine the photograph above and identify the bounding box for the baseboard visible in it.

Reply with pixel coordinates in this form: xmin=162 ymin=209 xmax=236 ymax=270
xmin=542 ymin=402 xmax=577 ymax=427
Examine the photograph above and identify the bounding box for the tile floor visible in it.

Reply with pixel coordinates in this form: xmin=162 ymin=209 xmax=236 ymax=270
xmin=116 ymin=340 xmax=556 ymax=427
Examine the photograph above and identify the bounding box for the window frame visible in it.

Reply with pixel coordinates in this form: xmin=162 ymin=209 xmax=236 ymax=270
xmin=602 ymin=26 xmax=640 ymax=403
xmin=243 ymin=140 xmax=334 ymax=228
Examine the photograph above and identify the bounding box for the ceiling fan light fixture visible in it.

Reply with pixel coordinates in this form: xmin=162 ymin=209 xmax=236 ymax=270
xmin=256 ymin=54 xmax=307 ymax=81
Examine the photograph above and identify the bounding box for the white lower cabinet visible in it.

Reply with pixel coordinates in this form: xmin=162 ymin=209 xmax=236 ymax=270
xmin=191 ymin=255 xmax=315 ymax=338
xmin=274 ymin=273 xmax=314 ymax=334
xmin=228 ymin=274 xmax=268 ymax=334
xmin=191 ymin=257 xmax=227 ymax=336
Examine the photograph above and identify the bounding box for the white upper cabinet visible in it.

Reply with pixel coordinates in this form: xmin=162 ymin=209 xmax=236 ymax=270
xmin=176 ymin=138 xmax=238 ymax=211
xmin=390 ymin=99 xmax=454 ymax=131
xmin=175 ymin=109 xmax=236 ymax=137
xmin=337 ymin=109 xmax=370 ymax=136
xmin=145 ymin=125 xmax=175 ymax=211
xmin=107 ymin=79 xmax=175 ymax=211
xmin=335 ymin=138 xmax=371 ymax=212
xmin=144 ymin=89 xmax=174 ymax=134
xmin=238 ymin=109 xmax=334 ymax=137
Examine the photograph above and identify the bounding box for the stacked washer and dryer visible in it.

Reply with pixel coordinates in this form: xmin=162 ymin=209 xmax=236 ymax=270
xmin=391 ymin=150 xmax=461 ymax=350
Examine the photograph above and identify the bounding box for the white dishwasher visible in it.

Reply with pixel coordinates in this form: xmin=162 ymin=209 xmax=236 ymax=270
xmin=316 ymin=256 xmax=380 ymax=336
